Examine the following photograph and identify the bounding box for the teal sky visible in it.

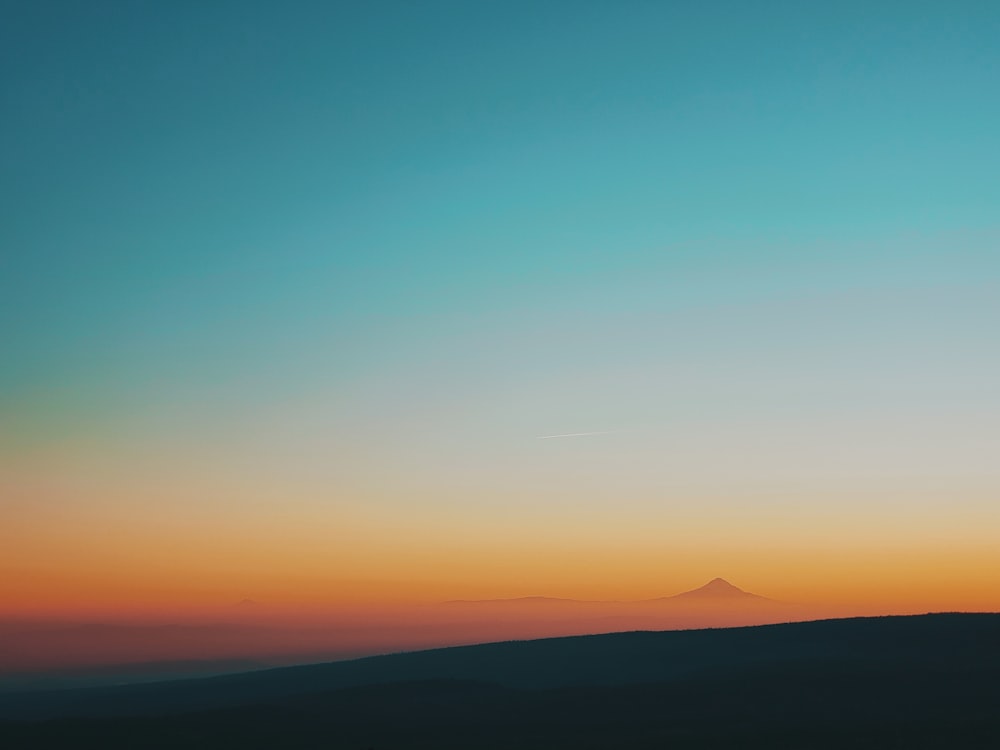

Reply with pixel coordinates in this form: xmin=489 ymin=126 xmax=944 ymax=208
xmin=2 ymin=1 xmax=999 ymax=563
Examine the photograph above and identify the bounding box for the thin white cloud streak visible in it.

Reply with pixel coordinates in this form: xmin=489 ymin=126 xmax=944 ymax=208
xmin=534 ymin=430 xmax=619 ymax=440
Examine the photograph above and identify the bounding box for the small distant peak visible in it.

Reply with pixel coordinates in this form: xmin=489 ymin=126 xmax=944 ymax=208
xmin=666 ymin=577 xmax=764 ymax=600
xmin=701 ymin=578 xmax=742 ymax=592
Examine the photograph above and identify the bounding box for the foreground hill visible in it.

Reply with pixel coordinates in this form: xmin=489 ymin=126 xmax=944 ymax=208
xmin=1 ymin=613 xmax=998 ymax=748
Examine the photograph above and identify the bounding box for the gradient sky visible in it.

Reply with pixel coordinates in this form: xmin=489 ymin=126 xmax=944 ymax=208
xmin=2 ymin=1 xmax=999 ymax=617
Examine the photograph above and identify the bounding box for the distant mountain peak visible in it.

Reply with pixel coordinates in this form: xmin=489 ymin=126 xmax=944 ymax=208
xmin=667 ymin=578 xmax=766 ymax=601
xmin=700 ymin=578 xmax=743 ymax=592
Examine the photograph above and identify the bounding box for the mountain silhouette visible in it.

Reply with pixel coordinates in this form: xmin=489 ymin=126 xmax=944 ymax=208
xmin=661 ymin=577 xmax=771 ymax=601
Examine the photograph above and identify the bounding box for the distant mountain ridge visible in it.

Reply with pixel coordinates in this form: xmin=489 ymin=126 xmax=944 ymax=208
xmin=446 ymin=578 xmax=770 ymax=605
xmin=444 ymin=596 xmax=596 ymax=605
xmin=2 ymin=579 xmax=792 ymax=690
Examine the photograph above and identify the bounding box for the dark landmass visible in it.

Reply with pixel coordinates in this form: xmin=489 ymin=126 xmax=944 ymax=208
xmin=0 ymin=659 xmax=272 ymax=693
xmin=1 ymin=613 xmax=998 ymax=748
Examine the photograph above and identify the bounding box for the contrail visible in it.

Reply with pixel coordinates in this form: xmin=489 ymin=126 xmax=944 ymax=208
xmin=535 ymin=430 xmax=617 ymax=440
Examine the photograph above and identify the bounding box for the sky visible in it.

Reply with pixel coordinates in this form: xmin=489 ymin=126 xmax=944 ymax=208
xmin=2 ymin=1 xmax=999 ymax=620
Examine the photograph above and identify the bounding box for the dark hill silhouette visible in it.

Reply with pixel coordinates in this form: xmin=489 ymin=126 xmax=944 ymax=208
xmin=2 ymin=612 xmax=999 ymax=750
xmin=0 ymin=659 xmax=271 ymax=693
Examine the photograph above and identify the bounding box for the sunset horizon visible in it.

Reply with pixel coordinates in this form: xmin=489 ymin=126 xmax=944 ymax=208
xmin=2 ymin=2 xmax=998 ymax=745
